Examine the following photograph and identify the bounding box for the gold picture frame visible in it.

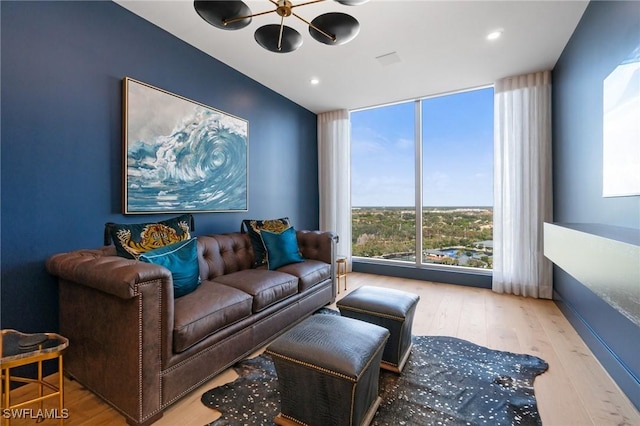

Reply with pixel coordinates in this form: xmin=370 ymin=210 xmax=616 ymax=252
xmin=122 ymin=77 xmax=248 ymax=213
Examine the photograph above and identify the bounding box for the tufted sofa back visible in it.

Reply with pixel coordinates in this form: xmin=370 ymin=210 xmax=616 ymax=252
xmin=197 ymin=233 xmax=255 ymax=281
xmin=196 ymin=230 xmax=336 ymax=282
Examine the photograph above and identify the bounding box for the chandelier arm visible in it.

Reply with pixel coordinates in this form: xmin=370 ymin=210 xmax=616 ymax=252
xmin=292 ymin=12 xmax=336 ymax=42
xmin=277 ymin=14 xmax=285 ymax=51
xmin=291 ymin=0 xmax=326 ymax=8
xmin=223 ymin=8 xmax=277 ymax=26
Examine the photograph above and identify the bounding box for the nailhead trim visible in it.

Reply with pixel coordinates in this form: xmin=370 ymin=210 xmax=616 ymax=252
xmin=280 ymin=412 xmax=309 ymax=426
xmin=338 ymin=305 xmax=407 ymax=322
xmin=133 ymin=280 xmax=164 ymax=423
xmin=266 ymin=351 xmax=357 ymax=382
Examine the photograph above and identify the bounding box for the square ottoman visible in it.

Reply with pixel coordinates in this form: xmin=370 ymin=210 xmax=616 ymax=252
xmin=337 ymin=286 xmax=420 ymax=373
xmin=266 ymin=314 xmax=389 ymax=426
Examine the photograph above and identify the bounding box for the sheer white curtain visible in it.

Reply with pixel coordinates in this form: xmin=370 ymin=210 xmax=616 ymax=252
xmin=318 ymin=110 xmax=352 ymax=269
xmin=493 ymin=71 xmax=553 ymax=299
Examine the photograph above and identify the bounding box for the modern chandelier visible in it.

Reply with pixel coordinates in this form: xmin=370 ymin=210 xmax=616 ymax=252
xmin=194 ymin=0 xmax=369 ymax=53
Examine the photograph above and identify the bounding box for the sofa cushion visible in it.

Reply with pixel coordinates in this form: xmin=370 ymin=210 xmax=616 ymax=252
xmin=260 ymin=227 xmax=304 ymax=270
xmin=108 ymin=214 xmax=192 ymax=259
xmin=173 ymin=281 xmax=253 ymax=353
xmin=213 ymin=269 xmax=298 ymax=313
xmin=241 ymin=217 xmax=290 ymax=267
xmin=139 ymin=238 xmax=200 ymax=298
xmin=277 ymin=259 xmax=331 ymax=292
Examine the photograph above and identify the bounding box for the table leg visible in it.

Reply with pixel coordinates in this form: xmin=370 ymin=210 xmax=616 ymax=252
xmin=38 ymin=359 xmax=43 ymax=412
xmin=3 ymin=368 xmax=10 ymax=426
xmin=58 ymin=355 xmax=64 ymax=426
xmin=336 ymin=258 xmax=347 ymax=294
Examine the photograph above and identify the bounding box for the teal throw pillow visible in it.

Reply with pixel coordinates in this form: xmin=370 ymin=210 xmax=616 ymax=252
xmin=260 ymin=227 xmax=304 ymax=270
xmin=241 ymin=217 xmax=290 ymax=266
xmin=108 ymin=214 xmax=193 ymax=259
xmin=139 ymin=237 xmax=201 ymax=298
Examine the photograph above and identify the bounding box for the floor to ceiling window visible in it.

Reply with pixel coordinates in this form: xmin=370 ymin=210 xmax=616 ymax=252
xmin=351 ymin=86 xmax=494 ymax=271
xmin=351 ymin=101 xmax=416 ymax=260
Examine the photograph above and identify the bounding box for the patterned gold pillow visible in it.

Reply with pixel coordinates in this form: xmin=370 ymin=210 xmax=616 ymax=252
xmin=107 ymin=214 xmax=193 ymax=259
xmin=241 ymin=217 xmax=290 ymax=266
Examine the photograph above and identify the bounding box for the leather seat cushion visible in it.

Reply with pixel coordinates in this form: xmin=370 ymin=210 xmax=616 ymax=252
xmin=213 ymin=269 xmax=298 ymax=312
xmin=276 ymin=259 xmax=331 ymax=292
xmin=336 ymin=285 xmax=420 ymax=319
xmin=173 ymin=281 xmax=253 ymax=353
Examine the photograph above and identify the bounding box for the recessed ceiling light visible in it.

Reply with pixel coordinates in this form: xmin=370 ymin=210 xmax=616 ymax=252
xmin=310 ymin=78 xmax=320 ymax=85
xmin=487 ymin=30 xmax=503 ymax=41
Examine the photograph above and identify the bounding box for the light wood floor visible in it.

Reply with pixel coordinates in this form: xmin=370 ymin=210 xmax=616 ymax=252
xmin=6 ymin=272 xmax=640 ymax=425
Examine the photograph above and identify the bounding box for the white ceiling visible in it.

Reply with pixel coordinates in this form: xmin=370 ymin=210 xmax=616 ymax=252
xmin=115 ymin=0 xmax=588 ymax=114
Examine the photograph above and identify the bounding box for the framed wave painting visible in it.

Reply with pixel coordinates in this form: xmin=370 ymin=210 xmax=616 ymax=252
xmin=122 ymin=77 xmax=248 ymax=213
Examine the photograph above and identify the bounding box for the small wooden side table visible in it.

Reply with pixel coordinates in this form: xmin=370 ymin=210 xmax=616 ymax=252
xmin=336 ymin=256 xmax=347 ymax=294
xmin=0 ymin=329 xmax=69 ymax=425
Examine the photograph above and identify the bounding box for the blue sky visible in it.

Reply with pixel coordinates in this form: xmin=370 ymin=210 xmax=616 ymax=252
xmin=351 ymin=87 xmax=494 ymax=207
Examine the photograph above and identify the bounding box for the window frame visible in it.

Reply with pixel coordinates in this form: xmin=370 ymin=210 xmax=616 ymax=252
xmin=350 ymin=85 xmax=494 ymax=276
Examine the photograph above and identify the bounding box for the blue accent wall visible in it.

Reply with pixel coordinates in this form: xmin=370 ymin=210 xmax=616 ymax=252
xmin=1 ymin=1 xmax=318 ymax=334
xmin=552 ymin=0 xmax=640 ymax=408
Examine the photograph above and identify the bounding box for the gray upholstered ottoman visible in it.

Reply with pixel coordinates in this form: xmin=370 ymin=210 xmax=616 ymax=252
xmin=337 ymin=286 xmax=420 ymax=373
xmin=266 ymin=314 xmax=389 ymax=426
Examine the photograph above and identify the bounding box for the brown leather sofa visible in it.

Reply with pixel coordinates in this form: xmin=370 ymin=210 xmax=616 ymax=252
xmin=46 ymin=230 xmax=337 ymax=426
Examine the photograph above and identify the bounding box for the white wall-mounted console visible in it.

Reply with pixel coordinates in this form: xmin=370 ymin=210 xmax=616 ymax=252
xmin=543 ymin=222 xmax=640 ymax=327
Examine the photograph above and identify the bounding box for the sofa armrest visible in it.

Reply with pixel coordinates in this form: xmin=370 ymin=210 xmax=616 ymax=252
xmin=46 ymin=246 xmax=172 ymax=299
xmin=296 ymin=230 xmax=338 ymax=300
xmin=46 ymin=246 xmax=173 ymax=425
xmin=296 ymin=230 xmax=338 ymax=265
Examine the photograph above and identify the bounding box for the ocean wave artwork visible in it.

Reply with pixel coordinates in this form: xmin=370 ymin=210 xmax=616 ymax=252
xmin=124 ymin=78 xmax=248 ymax=213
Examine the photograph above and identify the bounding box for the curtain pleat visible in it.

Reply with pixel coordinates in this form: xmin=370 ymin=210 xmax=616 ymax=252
xmin=318 ymin=110 xmax=352 ymax=269
xmin=493 ymin=71 xmax=553 ymax=299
